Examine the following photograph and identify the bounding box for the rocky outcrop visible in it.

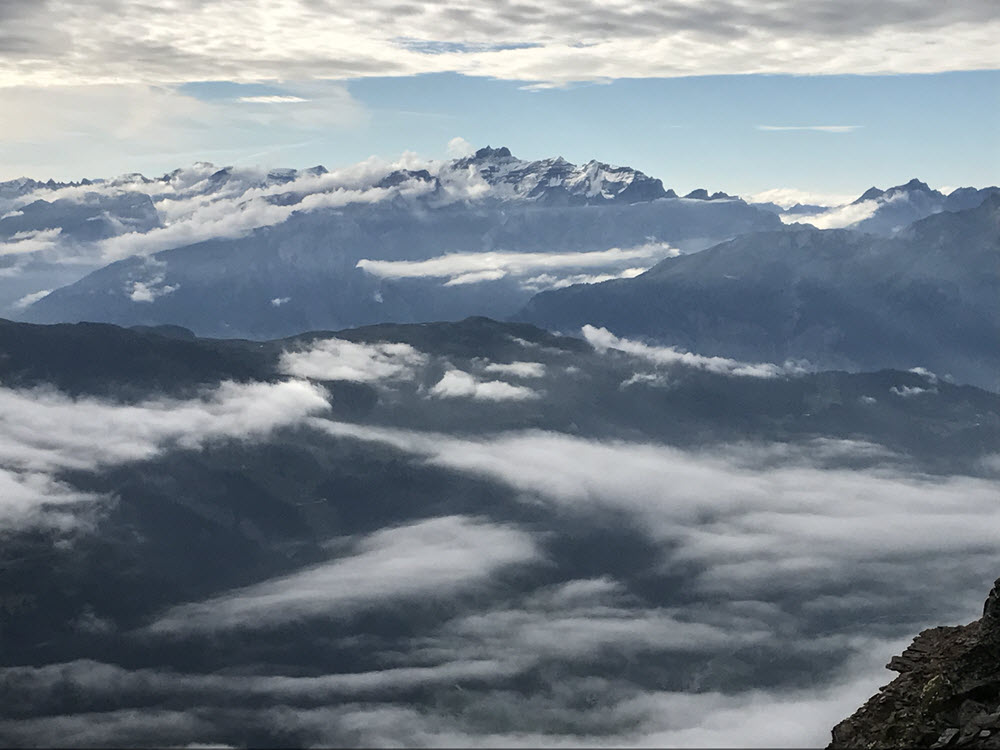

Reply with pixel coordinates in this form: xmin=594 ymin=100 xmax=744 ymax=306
xmin=829 ymin=578 xmax=1000 ymax=748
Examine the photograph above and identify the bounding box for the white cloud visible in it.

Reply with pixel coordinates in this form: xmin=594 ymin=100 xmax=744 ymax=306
xmin=429 ymin=370 xmax=540 ymax=401
xmin=779 ymin=199 xmax=881 ymax=229
xmin=73 ymin=153 xmax=489 ymax=263
xmin=481 ymin=361 xmax=546 ymax=378
xmin=747 ymin=188 xmax=857 ymax=209
xmin=521 ymin=267 xmax=649 ymax=291
xmin=237 ymin=95 xmax=309 ymax=104
xmin=0 ymin=152 xmax=495 ymax=268
xmin=357 ymin=243 xmax=677 ymax=286
xmin=0 ymin=656 xmax=526 ymax=705
xmin=583 ymin=325 xmax=799 ymax=378
xmin=11 ymin=289 xmax=51 ymax=309
xmin=0 ymin=1 xmax=996 ymax=88
xmin=757 ymin=125 xmax=861 ymax=133
xmin=279 ymin=338 xmax=428 ymax=382
xmin=0 ymin=227 xmax=63 ymax=256
xmin=270 ymin=296 xmax=291 ymax=306
xmin=0 ymin=82 xmax=366 ymax=182
xmin=908 ymin=366 xmax=938 ymax=384
xmin=0 ymin=468 xmax=110 ymax=534
xmin=147 ymin=515 xmax=540 ymax=634
xmin=129 ymin=280 xmax=178 ymax=302
xmin=0 ymin=380 xmax=330 ymax=531
xmin=7 ymin=414 xmax=1000 ymax=745
xmin=443 ymin=269 xmax=508 ymax=286
xmin=447 ymin=136 xmax=475 ymax=158
xmin=310 ymin=420 xmax=1000 ymax=614
xmin=890 ymin=385 xmax=935 ymax=397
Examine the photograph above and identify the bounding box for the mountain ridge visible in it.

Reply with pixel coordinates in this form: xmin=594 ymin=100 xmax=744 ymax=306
xmin=516 ymin=194 xmax=1000 ymax=390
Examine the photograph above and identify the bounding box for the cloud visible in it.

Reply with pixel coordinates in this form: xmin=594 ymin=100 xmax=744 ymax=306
xmin=747 ymin=187 xmax=857 ymax=209
xmin=0 ymin=82 xmax=366 ymax=181
xmin=420 ymin=578 xmax=771 ymax=665
xmin=237 ymin=95 xmax=309 ymax=104
xmin=357 ymin=242 xmax=677 ymax=287
xmin=128 ymin=280 xmax=178 ymax=302
xmin=0 ymin=656 xmax=526 ymax=707
xmin=11 ymin=288 xmax=51 ymax=309
xmin=779 ymin=200 xmax=882 ymax=229
xmin=481 ymin=361 xmax=546 ymax=378
xmin=265 ymin=650 xmax=898 ymax=748
xmin=0 ymin=379 xmax=330 ymax=531
xmin=146 ymin=515 xmax=540 ymax=634
xmin=0 ymin=1 xmax=996 ymax=88
xmin=279 ymin=338 xmax=428 ymax=382
xmin=521 ymin=267 xmax=649 ymax=292
xmin=0 ymin=227 xmax=62 ymax=256
xmin=757 ymin=125 xmax=862 ymax=133
xmin=582 ymin=325 xmax=801 ymax=378
xmin=447 ymin=136 xmax=475 ymax=158
xmin=429 ymin=370 xmax=540 ymax=401
xmin=890 ymin=384 xmax=935 ymax=397
xmin=0 ymin=566 xmax=907 ymax=747
xmin=8 ymin=413 xmax=1000 ymax=746
xmin=0 ymin=468 xmax=110 ymax=535
xmin=270 ymin=296 xmax=291 ymax=306
xmin=7 ymin=152 xmax=486 ymax=264
xmin=310 ymin=420 xmax=1000 ymax=616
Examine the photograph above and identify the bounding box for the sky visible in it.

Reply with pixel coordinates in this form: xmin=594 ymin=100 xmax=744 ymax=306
xmin=0 ymin=0 xmax=997 ymax=197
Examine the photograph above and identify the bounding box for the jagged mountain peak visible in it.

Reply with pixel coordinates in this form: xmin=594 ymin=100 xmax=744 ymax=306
xmin=451 ymin=147 xmax=670 ymax=205
xmin=684 ymin=188 xmax=738 ymax=201
xmin=896 ymin=177 xmax=934 ymax=193
xmin=854 ymin=186 xmax=885 ymax=203
xmin=853 ymin=178 xmax=942 ymax=205
xmin=470 ymin=145 xmax=514 ymax=160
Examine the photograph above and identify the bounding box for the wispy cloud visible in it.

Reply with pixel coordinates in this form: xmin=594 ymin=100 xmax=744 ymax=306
xmin=0 ymin=379 xmax=330 ymax=531
xmin=280 ymin=338 xmax=428 ymax=383
xmin=356 ymin=243 xmax=677 ymax=288
xmin=747 ymin=187 xmax=857 ymax=209
xmin=11 ymin=289 xmax=51 ymax=309
xmin=429 ymin=370 xmax=541 ymax=401
xmin=237 ymin=95 xmax=309 ymax=104
xmin=583 ymin=325 xmax=804 ymax=378
xmin=146 ymin=515 xmax=540 ymax=634
xmin=756 ymin=125 xmax=862 ymax=133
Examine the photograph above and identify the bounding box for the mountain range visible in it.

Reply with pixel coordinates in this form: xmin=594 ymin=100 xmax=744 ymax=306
xmin=519 ymin=194 xmax=1000 ymax=390
xmin=3 ymin=148 xmax=998 ymax=391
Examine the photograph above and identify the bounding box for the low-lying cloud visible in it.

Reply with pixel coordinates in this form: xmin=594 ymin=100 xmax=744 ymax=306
xmin=583 ymin=325 xmax=802 ymax=378
xmin=429 ymin=370 xmax=540 ymax=401
xmin=357 ymin=242 xmax=677 ymax=288
xmin=781 ymin=199 xmax=881 ymax=230
xmin=313 ymin=420 xmax=1000 ymax=619
xmin=6 ymin=410 xmax=998 ymax=746
xmin=280 ymin=338 xmax=428 ymax=383
xmin=147 ymin=515 xmax=540 ymax=634
xmin=0 ymin=379 xmax=330 ymax=531
xmin=481 ymin=361 xmax=546 ymax=378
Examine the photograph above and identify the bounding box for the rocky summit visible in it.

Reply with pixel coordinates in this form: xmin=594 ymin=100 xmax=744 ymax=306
xmin=830 ymin=578 xmax=1000 ymax=749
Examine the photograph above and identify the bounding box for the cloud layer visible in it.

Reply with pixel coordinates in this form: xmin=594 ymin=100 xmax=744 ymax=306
xmin=357 ymin=243 xmax=677 ymax=288
xmin=0 ymin=379 xmax=330 ymax=531
xmin=1 ymin=1 xmax=997 ymax=87
xmin=147 ymin=515 xmax=539 ymax=634
xmin=583 ymin=325 xmax=804 ymax=378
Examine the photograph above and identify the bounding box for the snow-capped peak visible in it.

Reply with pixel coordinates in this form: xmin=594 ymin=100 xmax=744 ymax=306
xmin=449 ymin=146 xmax=669 ymax=205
